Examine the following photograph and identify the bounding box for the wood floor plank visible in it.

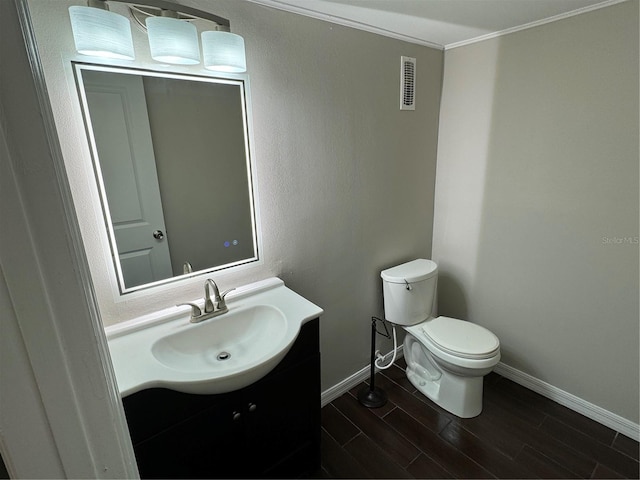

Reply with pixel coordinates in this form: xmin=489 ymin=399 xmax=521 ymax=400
xmin=320 ymin=429 xmax=372 ymax=479
xmin=518 ymin=431 xmax=597 ymax=478
xmin=484 ymin=372 xmax=502 ymax=387
xmin=406 ymin=453 xmax=455 ymax=479
xmin=514 ymin=445 xmax=581 ymax=479
xmin=539 ymin=416 xmax=639 ymax=479
xmin=484 ymin=380 xmax=547 ymax=428
xmin=332 ymin=394 xmax=420 ymax=468
xmin=612 ymin=433 xmax=640 ymax=461
xmin=482 ymin=392 xmax=597 ymax=477
xmin=343 ymin=432 xmax=414 ymax=479
xmin=321 ymin=403 xmax=359 ymax=447
xmin=384 ymin=407 xmax=495 ymax=479
xmin=452 ymin=410 xmax=526 ymax=460
xmin=590 ymin=463 xmax=626 ymax=479
xmin=439 ymin=421 xmax=537 ymax=479
xmin=492 ymin=377 xmax=617 ymax=445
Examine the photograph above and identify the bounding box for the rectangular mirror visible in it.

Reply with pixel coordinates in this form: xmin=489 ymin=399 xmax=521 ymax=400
xmin=74 ymin=63 xmax=259 ymax=293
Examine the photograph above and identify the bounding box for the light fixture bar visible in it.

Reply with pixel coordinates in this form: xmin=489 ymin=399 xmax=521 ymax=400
xmin=110 ymin=0 xmax=230 ymax=28
xmin=87 ymin=0 xmax=108 ymax=10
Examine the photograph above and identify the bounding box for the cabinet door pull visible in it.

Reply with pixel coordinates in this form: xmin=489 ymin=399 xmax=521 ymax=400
xmin=248 ymin=403 xmax=257 ymax=413
xmin=232 ymin=411 xmax=242 ymax=421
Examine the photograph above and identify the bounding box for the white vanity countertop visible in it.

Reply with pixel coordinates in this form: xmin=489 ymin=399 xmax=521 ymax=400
xmin=105 ymin=277 xmax=323 ymax=397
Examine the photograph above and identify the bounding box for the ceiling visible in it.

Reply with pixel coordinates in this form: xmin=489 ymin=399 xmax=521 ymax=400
xmin=246 ymin=0 xmax=623 ymax=49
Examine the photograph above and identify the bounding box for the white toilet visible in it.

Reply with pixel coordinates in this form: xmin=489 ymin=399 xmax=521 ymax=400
xmin=381 ymin=259 xmax=500 ymax=418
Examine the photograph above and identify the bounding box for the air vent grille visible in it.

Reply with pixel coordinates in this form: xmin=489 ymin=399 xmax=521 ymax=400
xmin=400 ymin=56 xmax=416 ymax=111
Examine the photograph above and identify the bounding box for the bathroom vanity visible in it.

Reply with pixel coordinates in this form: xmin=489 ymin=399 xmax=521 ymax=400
xmin=106 ymin=278 xmax=323 ymax=479
xmin=123 ymin=319 xmax=320 ymax=478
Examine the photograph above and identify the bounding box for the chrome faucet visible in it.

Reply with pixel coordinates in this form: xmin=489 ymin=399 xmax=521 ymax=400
xmin=177 ymin=279 xmax=235 ymax=323
xmin=205 ymin=279 xmax=227 ymax=312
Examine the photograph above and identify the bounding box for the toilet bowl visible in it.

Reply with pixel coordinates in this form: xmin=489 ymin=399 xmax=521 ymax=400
xmin=381 ymin=259 xmax=500 ymax=418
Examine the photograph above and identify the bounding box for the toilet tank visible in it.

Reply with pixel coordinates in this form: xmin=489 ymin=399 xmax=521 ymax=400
xmin=381 ymin=259 xmax=438 ymax=326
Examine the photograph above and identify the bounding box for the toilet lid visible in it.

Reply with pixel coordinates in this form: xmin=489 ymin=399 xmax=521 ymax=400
xmin=381 ymin=259 xmax=438 ymax=283
xmin=421 ymin=316 xmax=500 ymax=359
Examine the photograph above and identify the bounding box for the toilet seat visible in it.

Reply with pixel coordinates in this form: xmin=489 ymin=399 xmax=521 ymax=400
xmin=405 ymin=316 xmax=500 ymax=362
xmin=422 ymin=316 xmax=500 ymax=359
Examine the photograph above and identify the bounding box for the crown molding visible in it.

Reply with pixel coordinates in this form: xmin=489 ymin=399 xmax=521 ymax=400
xmin=444 ymin=0 xmax=629 ymax=49
xmin=244 ymin=0 xmax=629 ymax=52
xmin=243 ymin=0 xmax=445 ymax=50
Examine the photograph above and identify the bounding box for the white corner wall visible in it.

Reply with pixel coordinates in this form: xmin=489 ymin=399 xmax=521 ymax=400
xmin=0 ymin=1 xmax=137 ymax=476
xmin=434 ymin=0 xmax=639 ymax=425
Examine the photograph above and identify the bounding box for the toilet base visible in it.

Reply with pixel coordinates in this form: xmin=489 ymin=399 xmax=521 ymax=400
xmin=406 ymin=364 xmax=484 ymax=418
xmin=404 ymin=334 xmax=491 ymax=418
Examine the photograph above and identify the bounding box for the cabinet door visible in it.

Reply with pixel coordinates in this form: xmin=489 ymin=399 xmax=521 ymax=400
xmin=134 ymin=397 xmax=246 ymax=479
xmin=245 ymin=354 xmax=321 ymax=477
xmin=124 ymin=387 xmax=223 ymax=446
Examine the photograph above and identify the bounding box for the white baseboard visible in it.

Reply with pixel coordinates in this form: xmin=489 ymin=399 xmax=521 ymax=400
xmin=494 ymin=363 xmax=639 ymax=441
xmin=320 ymin=365 xmax=370 ymax=407
xmin=321 ymin=346 xmax=403 ymax=407
xmin=321 ymin=348 xmax=640 ymax=441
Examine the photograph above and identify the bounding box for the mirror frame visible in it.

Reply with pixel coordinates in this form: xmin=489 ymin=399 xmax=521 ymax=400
xmin=73 ymin=62 xmax=260 ymax=294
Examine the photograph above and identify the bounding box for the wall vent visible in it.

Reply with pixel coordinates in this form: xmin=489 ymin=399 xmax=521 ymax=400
xmin=400 ymin=56 xmax=416 ymax=110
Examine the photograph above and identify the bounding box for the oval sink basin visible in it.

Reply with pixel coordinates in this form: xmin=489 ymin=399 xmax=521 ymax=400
xmin=151 ymin=305 xmax=286 ymax=373
xmin=106 ymin=278 xmax=323 ymax=396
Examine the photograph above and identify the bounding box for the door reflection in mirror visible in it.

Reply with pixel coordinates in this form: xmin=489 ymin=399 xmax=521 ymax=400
xmin=76 ymin=64 xmax=258 ymax=293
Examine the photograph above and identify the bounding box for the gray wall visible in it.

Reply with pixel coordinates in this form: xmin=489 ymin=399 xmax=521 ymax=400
xmin=27 ymin=0 xmax=443 ymax=392
xmin=212 ymin=0 xmax=444 ymax=389
xmin=433 ymin=0 xmax=639 ymax=422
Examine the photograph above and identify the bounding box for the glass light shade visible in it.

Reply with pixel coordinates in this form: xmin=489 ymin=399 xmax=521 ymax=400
xmin=202 ymin=31 xmax=246 ymax=73
xmin=146 ymin=17 xmax=200 ymax=65
xmin=68 ymin=6 xmax=134 ymax=60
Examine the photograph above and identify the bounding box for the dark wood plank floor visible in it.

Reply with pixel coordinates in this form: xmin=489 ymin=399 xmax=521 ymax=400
xmin=318 ymin=358 xmax=639 ymax=479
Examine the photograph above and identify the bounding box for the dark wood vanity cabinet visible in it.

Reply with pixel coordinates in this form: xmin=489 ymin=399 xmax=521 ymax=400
xmin=122 ymin=319 xmax=320 ymax=479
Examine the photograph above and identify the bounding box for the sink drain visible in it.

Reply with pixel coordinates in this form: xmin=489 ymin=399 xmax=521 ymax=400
xmin=217 ymin=352 xmax=231 ymax=361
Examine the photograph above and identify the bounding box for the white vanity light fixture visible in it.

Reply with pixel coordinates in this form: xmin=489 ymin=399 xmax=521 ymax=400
xmin=202 ymin=27 xmax=246 ymax=73
xmin=69 ymin=0 xmax=135 ymax=60
xmin=68 ymin=0 xmax=246 ymax=71
xmin=146 ymin=11 xmax=200 ymax=65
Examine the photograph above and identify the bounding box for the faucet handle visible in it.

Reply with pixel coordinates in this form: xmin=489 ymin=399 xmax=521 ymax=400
xmin=177 ymin=302 xmax=202 ymax=319
xmin=217 ymin=288 xmax=236 ymax=310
